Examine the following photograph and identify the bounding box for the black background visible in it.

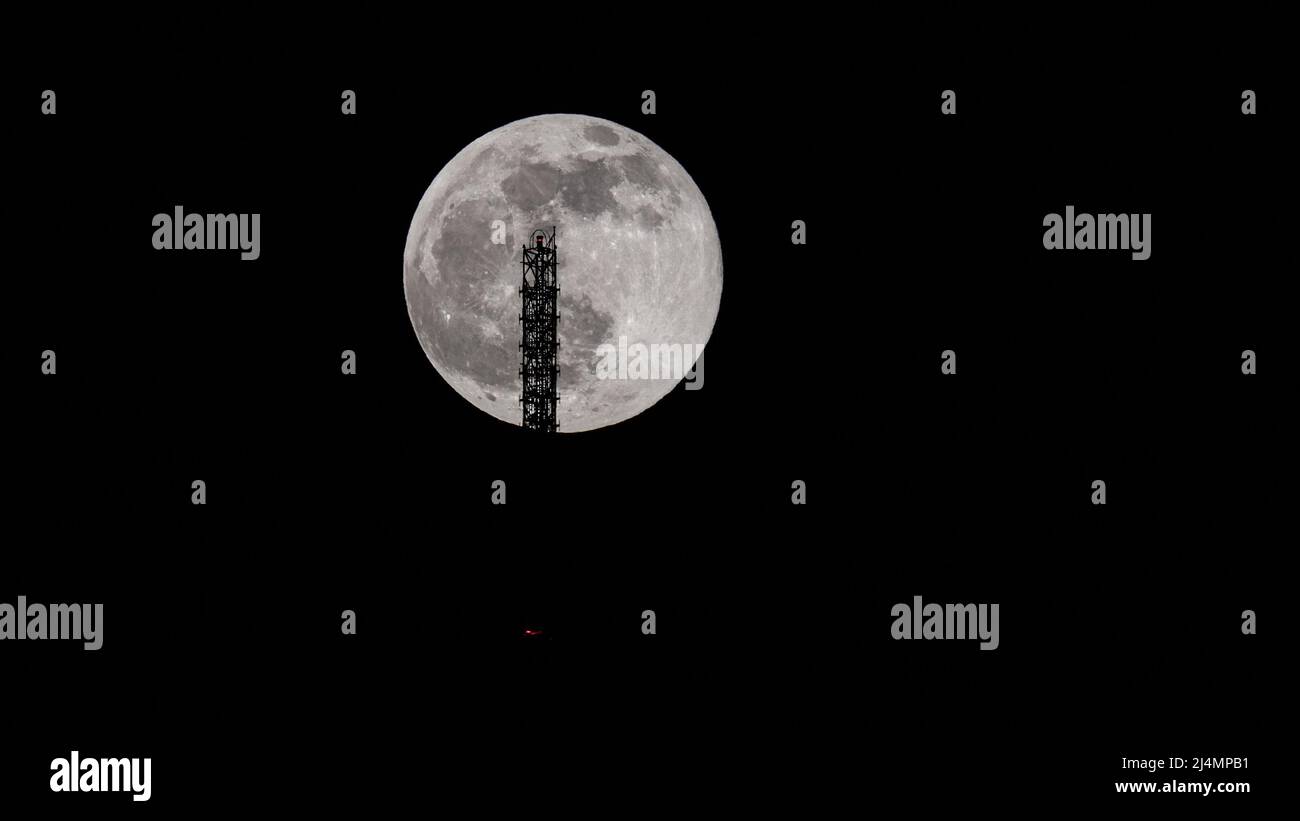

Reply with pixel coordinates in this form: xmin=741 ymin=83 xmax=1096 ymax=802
xmin=1 ymin=40 xmax=1288 ymax=815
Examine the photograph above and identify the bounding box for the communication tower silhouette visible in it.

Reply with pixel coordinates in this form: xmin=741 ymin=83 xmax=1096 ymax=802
xmin=519 ymin=227 xmax=559 ymax=432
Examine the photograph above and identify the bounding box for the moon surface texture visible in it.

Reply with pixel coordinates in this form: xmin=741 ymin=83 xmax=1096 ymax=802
xmin=403 ymin=114 xmax=722 ymax=432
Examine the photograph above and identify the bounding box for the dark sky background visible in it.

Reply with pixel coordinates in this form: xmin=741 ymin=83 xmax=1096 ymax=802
xmin=1 ymin=48 xmax=1286 ymax=814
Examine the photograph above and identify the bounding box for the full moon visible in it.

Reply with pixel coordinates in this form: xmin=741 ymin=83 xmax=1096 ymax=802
xmin=403 ymin=114 xmax=722 ymax=432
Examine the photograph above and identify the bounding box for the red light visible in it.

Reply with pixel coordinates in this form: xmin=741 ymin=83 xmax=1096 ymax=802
xmin=523 ymin=628 xmax=542 ymax=636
